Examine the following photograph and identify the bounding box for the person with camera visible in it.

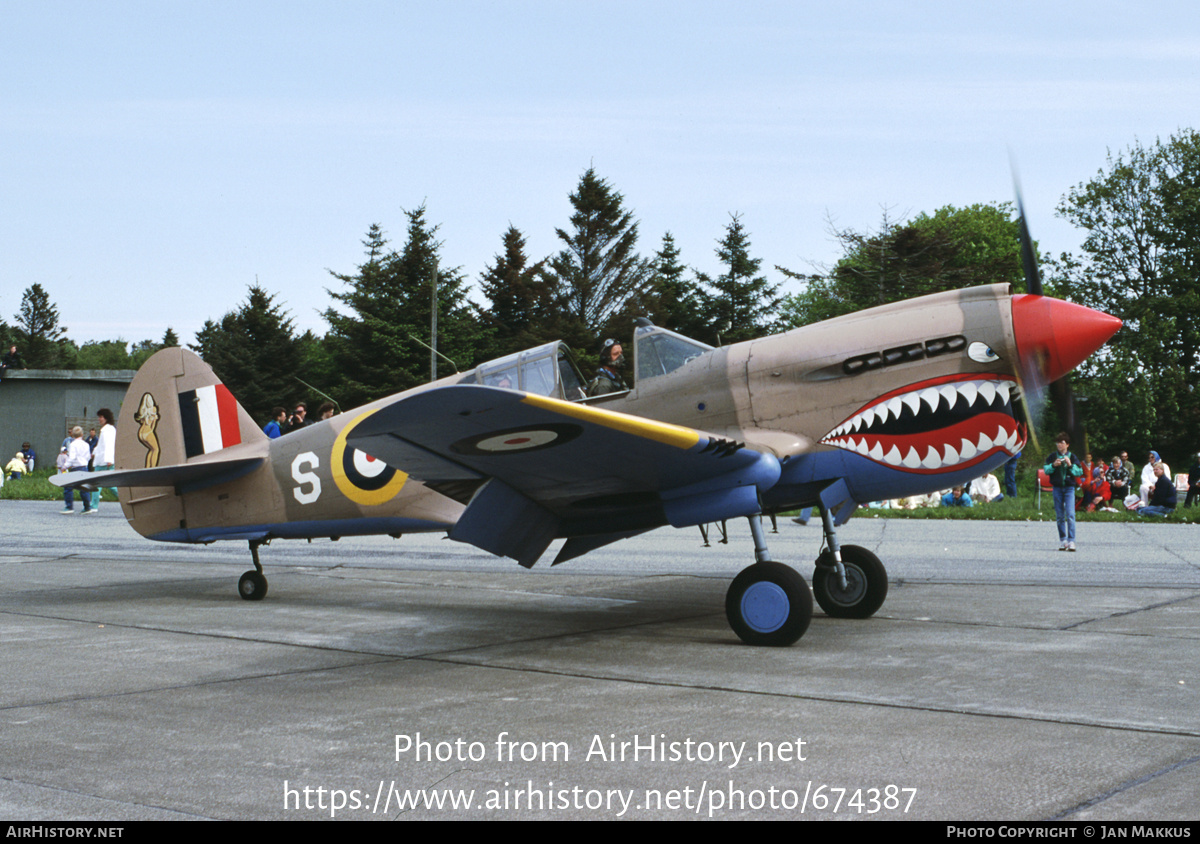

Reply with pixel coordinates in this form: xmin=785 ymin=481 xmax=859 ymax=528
xmin=286 ymin=402 xmax=312 ymax=434
xmin=1044 ymin=432 xmax=1084 ymax=551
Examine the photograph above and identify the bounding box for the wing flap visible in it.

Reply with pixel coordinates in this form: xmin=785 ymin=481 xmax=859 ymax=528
xmin=449 ymin=478 xmax=557 ymax=568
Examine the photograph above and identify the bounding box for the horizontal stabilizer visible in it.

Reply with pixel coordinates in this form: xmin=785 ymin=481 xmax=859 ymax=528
xmin=51 ymin=457 xmax=264 ymax=493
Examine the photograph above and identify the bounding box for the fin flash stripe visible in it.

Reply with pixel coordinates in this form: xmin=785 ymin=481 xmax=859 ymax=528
xmin=179 ymin=384 xmax=241 ymax=458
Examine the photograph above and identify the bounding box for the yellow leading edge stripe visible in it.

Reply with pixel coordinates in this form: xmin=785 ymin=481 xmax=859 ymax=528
xmin=521 ymin=393 xmax=701 ymax=450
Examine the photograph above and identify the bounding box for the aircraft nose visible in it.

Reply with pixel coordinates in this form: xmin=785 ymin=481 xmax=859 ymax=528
xmin=1011 ymin=294 xmax=1122 ymax=383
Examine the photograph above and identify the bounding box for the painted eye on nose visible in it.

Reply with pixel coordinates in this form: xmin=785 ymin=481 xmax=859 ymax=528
xmin=968 ymin=342 xmax=1000 ymax=363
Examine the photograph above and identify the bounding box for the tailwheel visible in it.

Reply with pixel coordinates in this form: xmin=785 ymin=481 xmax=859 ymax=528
xmin=239 ymin=538 xmax=269 ymax=601
xmin=238 ymin=570 xmax=268 ymax=601
xmin=725 ymin=561 xmax=813 ymax=646
xmin=812 ymin=545 xmax=887 ymax=618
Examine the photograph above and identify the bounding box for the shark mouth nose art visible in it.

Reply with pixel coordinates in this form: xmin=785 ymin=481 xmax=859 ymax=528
xmin=821 ymin=375 xmax=1026 ymax=473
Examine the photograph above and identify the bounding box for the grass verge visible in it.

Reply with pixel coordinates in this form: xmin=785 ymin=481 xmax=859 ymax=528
xmin=1 ymin=468 xmax=119 ymax=503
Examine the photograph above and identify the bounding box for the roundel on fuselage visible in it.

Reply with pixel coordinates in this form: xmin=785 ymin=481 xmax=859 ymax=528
xmin=331 ymin=410 xmax=408 ymax=505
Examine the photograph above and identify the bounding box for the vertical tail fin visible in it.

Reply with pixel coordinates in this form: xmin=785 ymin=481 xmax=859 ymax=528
xmin=117 ymin=347 xmax=265 ymax=472
xmin=114 ymin=348 xmax=267 ymax=541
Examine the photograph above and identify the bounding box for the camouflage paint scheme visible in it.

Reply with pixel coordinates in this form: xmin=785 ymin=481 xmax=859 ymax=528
xmin=56 ymin=283 xmax=1120 ymax=645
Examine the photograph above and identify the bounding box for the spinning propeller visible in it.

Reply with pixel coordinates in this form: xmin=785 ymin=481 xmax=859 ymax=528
xmin=1008 ymin=176 xmax=1121 ymax=454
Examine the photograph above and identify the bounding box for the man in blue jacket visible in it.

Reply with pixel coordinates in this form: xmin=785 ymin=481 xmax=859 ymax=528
xmin=263 ymin=407 xmax=286 ymax=439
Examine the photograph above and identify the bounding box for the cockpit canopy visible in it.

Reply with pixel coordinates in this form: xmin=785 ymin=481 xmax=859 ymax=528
xmin=466 ymin=323 xmax=713 ymax=402
xmin=634 ymin=321 xmax=712 ymax=382
xmin=468 ymin=341 xmax=589 ymax=401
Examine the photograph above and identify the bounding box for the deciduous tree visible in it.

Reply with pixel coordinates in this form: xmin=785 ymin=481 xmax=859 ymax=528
xmin=1053 ymin=129 xmax=1200 ymax=463
xmin=76 ymin=340 xmax=133 ymax=370
xmin=778 ymin=203 xmax=1024 ymax=329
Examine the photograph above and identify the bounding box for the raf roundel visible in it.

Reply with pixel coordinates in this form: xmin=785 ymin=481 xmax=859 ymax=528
xmin=331 ymin=411 xmax=408 ymax=505
xmin=475 ymin=429 xmax=559 ymax=452
xmin=451 ymin=423 xmax=582 ymax=456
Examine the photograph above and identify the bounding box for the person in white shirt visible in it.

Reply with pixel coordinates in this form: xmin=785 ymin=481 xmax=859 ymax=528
xmin=1139 ymin=450 xmax=1171 ymax=502
xmin=92 ymin=408 xmax=118 ymax=507
xmin=61 ymin=427 xmax=95 ymax=513
xmin=970 ymin=471 xmax=1003 ymax=503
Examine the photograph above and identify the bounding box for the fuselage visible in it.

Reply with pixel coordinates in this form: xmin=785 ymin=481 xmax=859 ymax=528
xmin=117 ymin=283 xmax=1119 ymax=547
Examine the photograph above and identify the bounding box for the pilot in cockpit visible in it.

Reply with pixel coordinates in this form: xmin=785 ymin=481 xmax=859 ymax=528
xmin=589 ymin=338 xmax=628 ymax=396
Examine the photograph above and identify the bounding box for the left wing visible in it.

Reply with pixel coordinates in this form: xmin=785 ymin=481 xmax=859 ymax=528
xmin=347 ymin=385 xmax=781 ymax=566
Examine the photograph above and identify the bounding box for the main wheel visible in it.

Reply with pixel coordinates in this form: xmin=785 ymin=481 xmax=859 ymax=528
xmin=812 ymin=545 xmax=887 ymax=618
xmin=238 ymin=570 xmax=268 ymax=601
xmin=725 ymin=561 xmax=813 ymax=646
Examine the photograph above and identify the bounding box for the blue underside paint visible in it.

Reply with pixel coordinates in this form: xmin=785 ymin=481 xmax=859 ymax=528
xmin=145 ymin=447 xmax=1010 ymax=547
xmin=149 ymin=516 xmax=452 ymax=544
xmin=662 ymin=484 xmax=761 ymax=527
xmin=765 ymin=448 xmax=1012 ymax=512
xmin=741 ymin=581 xmax=790 ymax=633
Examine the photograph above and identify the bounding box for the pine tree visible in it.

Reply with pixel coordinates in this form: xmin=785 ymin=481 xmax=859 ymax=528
xmin=325 ymin=210 xmax=482 ymax=407
xmin=548 ymin=168 xmax=651 ymax=350
xmin=643 ymin=232 xmax=707 ymax=338
xmin=477 ymin=225 xmax=554 ymax=358
xmin=13 ymin=283 xmax=68 ymax=367
xmin=190 ymin=285 xmax=312 ymax=422
xmin=694 ymin=214 xmax=781 ymax=345
xmin=0 ymin=312 xmax=11 ymax=357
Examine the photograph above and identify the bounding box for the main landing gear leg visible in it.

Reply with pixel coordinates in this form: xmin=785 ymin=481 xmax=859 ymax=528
xmin=811 ymin=504 xmax=887 ymax=619
xmin=724 ymin=516 xmax=813 ymax=646
xmin=238 ymin=539 xmax=269 ymax=601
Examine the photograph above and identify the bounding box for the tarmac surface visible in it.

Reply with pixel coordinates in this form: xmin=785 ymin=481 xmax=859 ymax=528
xmin=2 ymin=500 xmax=1198 ymax=821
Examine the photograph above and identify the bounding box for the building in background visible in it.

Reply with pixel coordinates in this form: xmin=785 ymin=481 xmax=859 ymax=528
xmin=0 ymin=369 xmax=135 ymax=468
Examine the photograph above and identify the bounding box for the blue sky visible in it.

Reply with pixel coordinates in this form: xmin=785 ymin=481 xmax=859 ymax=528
xmin=3 ymin=1 xmax=1196 ymax=345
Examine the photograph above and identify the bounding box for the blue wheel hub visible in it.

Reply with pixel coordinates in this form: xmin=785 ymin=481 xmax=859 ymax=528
xmin=741 ymin=581 xmax=790 ymax=633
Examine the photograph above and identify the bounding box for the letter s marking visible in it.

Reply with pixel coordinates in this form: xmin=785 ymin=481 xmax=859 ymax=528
xmin=292 ymin=452 xmax=321 ymax=504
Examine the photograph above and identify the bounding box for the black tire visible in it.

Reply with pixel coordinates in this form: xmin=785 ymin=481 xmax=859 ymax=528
xmin=812 ymin=545 xmax=887 ymax=618
xmin=238 ymin=570 xmax=268 ymax=601
xmin=725 ymin=561 xmax=813 ymax=646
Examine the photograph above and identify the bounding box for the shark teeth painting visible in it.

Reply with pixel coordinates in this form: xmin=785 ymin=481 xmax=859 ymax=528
xmin=820 ymin=375 xmax=1026 ymax=474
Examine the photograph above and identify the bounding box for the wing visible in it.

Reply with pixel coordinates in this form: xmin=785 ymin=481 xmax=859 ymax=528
xmin=347 ymin=385 xmax=781 ymax=566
